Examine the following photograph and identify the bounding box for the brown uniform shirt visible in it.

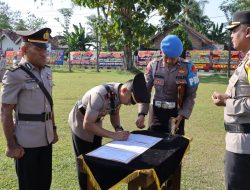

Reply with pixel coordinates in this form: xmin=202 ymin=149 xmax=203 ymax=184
xmin=139 ymin=58 xmax=198 ymax=119
xmin=68 ymin=83 xmax=121 ymax=142
xmin=0 ymin=61 xmax=54 ymax=148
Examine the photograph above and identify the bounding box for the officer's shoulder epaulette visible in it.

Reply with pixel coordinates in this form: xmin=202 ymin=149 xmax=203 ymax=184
xmin=8 ymin=66 xmax=21 ymax=72
xmin=45 ymin=64 xmax=51 ymax=68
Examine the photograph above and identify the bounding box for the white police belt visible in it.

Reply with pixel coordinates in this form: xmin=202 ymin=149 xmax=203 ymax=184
xmin=154 ymin=100 xmax=176 ymax=109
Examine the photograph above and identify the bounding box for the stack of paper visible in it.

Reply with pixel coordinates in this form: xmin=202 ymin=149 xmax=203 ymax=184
xmin=86 ymin=134 xmax=162 ymax=164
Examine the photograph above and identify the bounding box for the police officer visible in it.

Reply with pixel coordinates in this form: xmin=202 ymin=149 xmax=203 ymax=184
xmin=136 ymin=35 xmax=199 ymax=190
xmin=68 ymin=72 xmax=150 ymax=190
xmin=212 ymin=10 xmax=250 ymax=190
xmin=0 ymin=28 xmax=58 ymax=190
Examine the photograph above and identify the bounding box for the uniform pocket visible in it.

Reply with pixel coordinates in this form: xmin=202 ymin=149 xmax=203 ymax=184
xmin=24 ymin=82 xmax=39 ymax=90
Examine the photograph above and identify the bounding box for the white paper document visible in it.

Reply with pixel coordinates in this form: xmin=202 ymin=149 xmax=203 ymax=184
xmin=86 ymin=134 xmax=162 ymax=164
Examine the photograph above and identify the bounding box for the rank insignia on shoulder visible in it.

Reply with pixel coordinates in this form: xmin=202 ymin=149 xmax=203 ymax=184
xmin=25 ymin=63 xmax=32 ymax=70
xmin=178 ymin=67 xmax=185 ymax=74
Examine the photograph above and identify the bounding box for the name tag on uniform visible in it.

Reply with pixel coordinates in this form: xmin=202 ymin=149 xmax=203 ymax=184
xmin=154 ymin=78 xmax=164 ymax=86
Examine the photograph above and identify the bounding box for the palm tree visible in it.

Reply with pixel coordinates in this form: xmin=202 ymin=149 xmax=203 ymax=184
xmin=207 ymin=23 xmax=227 ymax=45
xmin=178 ymin=0 xmax=209 ymax=26
xmin=64 ymin=23 xmax=94 ymax=52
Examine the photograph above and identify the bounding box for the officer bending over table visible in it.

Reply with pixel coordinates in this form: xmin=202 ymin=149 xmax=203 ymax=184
xmin=68 ymin=73 xmax=150 ymax=190
xmin=136 ymin=35 xmax=199 ymax=190
xmin=0 ymin=28 xmax=58 ymax=190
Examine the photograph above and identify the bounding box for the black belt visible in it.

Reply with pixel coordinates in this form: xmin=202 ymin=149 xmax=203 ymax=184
xmin=18 ymin=112 xmax=52 ymax=122
xmin=224 ymin=123 xmax=250 ymax=133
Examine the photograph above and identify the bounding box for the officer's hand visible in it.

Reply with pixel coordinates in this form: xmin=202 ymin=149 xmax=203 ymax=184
xmin=175 ymin=115 xmax=183 ymax=128
xmin=6 ymin=145 xmax=25 ymax=159
xmin=211 ymin=92 xmax=228 ymax=106
xmin=136 ymin=115 xmax=145 ymax=129
xmin=52 ymin=130 xmax=59 ymax=144
xmin=113 ymin=131 xmax=130 ymax=141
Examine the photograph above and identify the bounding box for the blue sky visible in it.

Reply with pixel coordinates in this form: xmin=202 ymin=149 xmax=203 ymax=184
xmin=3 ymin=0 xmax=228 ymax=36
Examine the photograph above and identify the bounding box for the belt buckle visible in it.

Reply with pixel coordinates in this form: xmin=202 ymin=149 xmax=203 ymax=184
xmin=162 ymin=102 xmax=168 ymax=109
xmin=155 ymin=101 xmax=162 ymax=108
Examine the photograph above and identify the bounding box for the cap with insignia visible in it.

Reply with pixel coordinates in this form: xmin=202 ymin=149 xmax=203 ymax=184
xmin=130 ymin=73 xmax=150 ymax=105
xmin=226 ymin=10 xmax=250 ymax=30
xmin=15 ymin=28 xmax=52 ymax=49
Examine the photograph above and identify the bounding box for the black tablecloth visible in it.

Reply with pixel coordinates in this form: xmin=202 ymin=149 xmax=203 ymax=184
xmin=83 ymin=130 xmax=189 ymax=189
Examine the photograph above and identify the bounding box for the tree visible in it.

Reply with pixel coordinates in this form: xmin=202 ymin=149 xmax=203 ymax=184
xmin=25 ymin=13 xmax=47 ymax=30
xmin=72 ymin=0 xmax=182 ymax=70
xmin=55 ymin=8 xmax=73 ymax=71
xmin=67 ymin=23 xmax=93 ymax=52
xmin=14 ymin=19 xmax=28 ymax=30
xmin=0 ymin=1 xmax=21 ymax=29
xmin=220 ymin=0 xmax=250 ymax=21
xmin=207 ymin=23 xmax=227 ymax=46
xmin=55 ymin=8 xmax=73 ymax=34
xmin=0 ymin=1 xmax=46 ymax=30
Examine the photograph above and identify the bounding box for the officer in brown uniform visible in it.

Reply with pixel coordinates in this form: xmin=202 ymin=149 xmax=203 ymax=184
xmin=68 ymin=73 xmax=149 ymax=190
xmin=0 ymin=28 xmax=58 ymax=190
xmin=212 ymin=10 xmax=250 ymax=190
xmin=136 ymin=35 xmax=199 ymax=190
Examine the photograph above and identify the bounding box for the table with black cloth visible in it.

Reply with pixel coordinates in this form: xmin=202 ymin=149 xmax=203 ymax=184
xmin=78 ymin=130 xmax=190 ymax=190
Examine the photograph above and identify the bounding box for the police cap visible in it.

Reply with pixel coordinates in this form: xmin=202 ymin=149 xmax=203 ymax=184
xmin=15 ymin=28 xmax=51 ymax=49
xmin=160 ymin=35 xmax=183 ymax=58
xmin=130 ymin=73 xmax=150 ymax=105
xmin=226 ymin=10 xmax=250 ymax=30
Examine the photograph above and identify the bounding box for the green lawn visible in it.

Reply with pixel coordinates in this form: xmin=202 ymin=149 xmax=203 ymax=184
xmin=0 ymin=69 xmax=228 ymax=190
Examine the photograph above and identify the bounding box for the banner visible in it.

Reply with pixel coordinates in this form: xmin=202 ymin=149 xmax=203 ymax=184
xmin=69 ymin=51 xmax=124 ymax=67
xmin=69 ymin=51 xmax=96 ymax=65
xmin=185 ymin=50 xmax=211 ymax=70
xmin=48 ymin=50 xmax=64 ymax=65
xmin=212 ymin=51 xmax=241 ymax=69
xmin=185 ymin=50 xmax=210 ymax=64
xmin=6 ymin=50 xmax=64 ymax=65
xmin=5 ymin=50 xmax=22 ymax=65
xmin=136 ymin=51 xmax=162 ymax=66
xmin=99 ymin=52 xmax=124 ymax=66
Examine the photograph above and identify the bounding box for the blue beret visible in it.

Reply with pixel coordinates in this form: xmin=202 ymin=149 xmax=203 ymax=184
xmin=160 ymin=35 xmax=183 ymax=58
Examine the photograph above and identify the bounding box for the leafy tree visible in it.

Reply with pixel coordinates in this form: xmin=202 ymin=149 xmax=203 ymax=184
xmin=207 ymin=23 xmax=227 ymax=46
xmin=174 ymin=0 xmax=213 ymax=35
xmin=55 ymin=8 xmax=73 ymax=34
xmin=54 ymin=8 xmax=73 ymax=71
xmin=0 ymin=1 xmax=46 ymax=30
xmin=14 ymin=19 xmax=28 ymax=30
xmin=72 ymin=0 xmax=182 ymax=70
xmin=66 ymin=23 xmax=93 ymax=52
xmin=0 ymin=1 xmax=20 ymax=29
xmin=220 ymin=0 xmax=250 ymax=21
xmin=26 ymin=13 xmax=47 ymax=30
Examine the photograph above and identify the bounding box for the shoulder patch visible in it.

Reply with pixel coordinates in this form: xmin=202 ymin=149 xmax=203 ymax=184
xmin=186 ymin=62 xmax=199 ymax=87
xmin=244 ymin=59 xmax=250 ymax=84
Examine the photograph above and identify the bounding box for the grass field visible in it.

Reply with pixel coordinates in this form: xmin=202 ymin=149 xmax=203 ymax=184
xmin=0 ymin=69 xmax=229 ymax=190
